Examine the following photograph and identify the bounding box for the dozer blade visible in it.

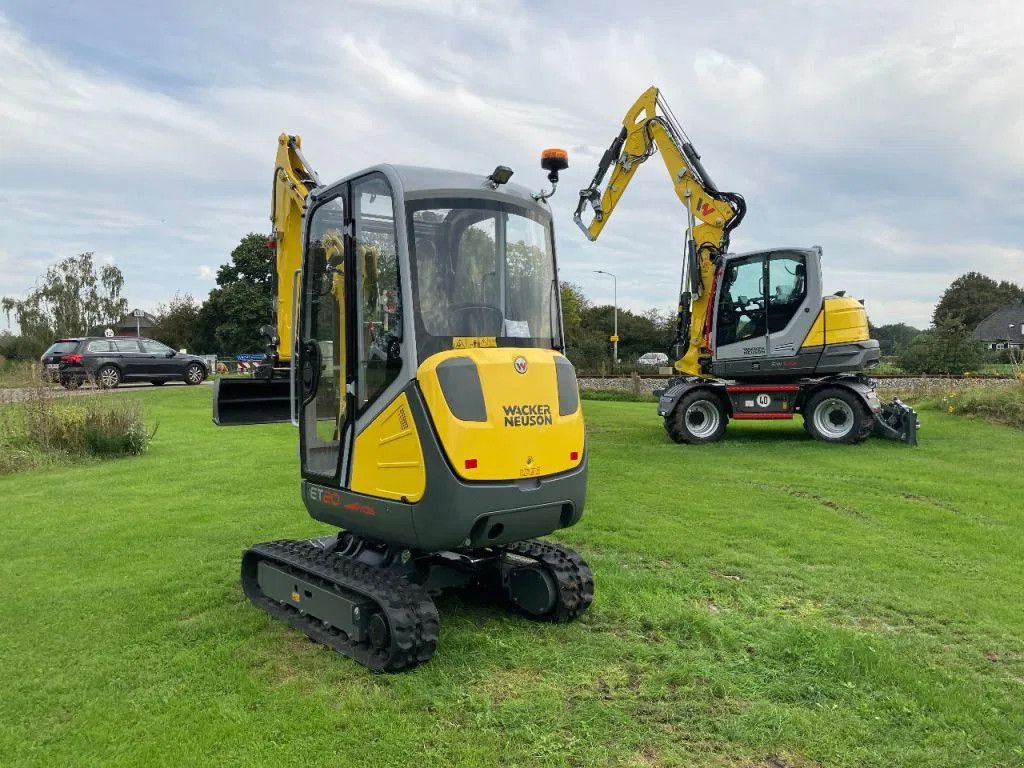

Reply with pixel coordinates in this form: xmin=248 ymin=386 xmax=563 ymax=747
xmin=873 ymin=398 xmax=919 ymax=446
xmin=213 ymin=377 xmax=291 ymax=425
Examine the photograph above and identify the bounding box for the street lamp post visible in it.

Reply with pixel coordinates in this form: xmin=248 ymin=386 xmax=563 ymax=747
xmin=594 ymin=270 xmax=618 ymax=367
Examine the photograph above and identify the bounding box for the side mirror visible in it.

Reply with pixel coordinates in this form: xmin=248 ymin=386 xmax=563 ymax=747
xmin=166 ymin=350 xmax=176 ymax=357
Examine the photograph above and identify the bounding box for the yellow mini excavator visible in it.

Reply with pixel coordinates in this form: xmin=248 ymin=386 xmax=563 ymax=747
xmin=214 ymin=136 xmax=593 ymax=671
xmin=576 ymin=86 xmax=918 ymax=445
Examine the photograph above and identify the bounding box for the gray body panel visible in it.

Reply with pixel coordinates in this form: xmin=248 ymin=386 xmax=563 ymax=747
xmin=302 ymin=382 xmax=586 ymax=552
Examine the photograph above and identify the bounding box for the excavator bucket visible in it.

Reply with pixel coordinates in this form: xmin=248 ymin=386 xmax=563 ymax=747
xmin=873 ymin=399 xmax=919 ymax=446
xmin=213 ymin=377 xmax=291 ymax=425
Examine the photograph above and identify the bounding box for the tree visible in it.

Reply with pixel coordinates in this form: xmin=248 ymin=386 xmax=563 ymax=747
xmin=1 ymin=253 xmax=129 ymax=357
xmin=897 ymin=319 xmax=985 ymax=374
xmin=153 ymin=293 xmax=202 ymax=352
xmin=0 ymin=332 xmax=41 ymax=362
xmin=932 ymin=272 xmax=1024 ymax=330
xmin=869 ymin=322 xmax=923 ymax=356
xmin=559 ymin=282 xmax=588 ymax=349
xmin=197 ymin=234 xmax=275 ymax=356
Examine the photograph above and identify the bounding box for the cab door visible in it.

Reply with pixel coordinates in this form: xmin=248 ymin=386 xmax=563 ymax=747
xmin=713 ymin=254 xmax=768 ymax=363
xmin=298 ymin=193 xmax=353 ymax=485
xmin=765 ymin=250 xmax=818 ymax=357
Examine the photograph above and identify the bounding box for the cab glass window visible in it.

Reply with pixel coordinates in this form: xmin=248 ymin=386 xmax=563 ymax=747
xmin=409 ymin=199 xmax=559 ymax=358
xmin=716 ymin=258 xmax=766 ymax=347
xmin=86 ymin=340 xmax=114 ymax=353
xmin=113 ymin=340 xmax=141 ymax=353
xmin=353 ymin=175 xmax=402 ymax=411
xmin=766 ymin=254 xmax=807 ymax=333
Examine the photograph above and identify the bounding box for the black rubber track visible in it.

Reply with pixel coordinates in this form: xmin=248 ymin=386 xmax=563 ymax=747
xmin=241 ymin=540 xmax=439 ymax=672
xmin=501 ymin=539 xmax=595 ymax=623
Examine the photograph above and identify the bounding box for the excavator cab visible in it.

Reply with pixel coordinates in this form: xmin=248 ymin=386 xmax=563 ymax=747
xmin=223 ymin=143 xmax=592 ymax=671
xmin=293 ymin=165 xmax=586 ymax=543
xmin=708 ymin=247 xmax=881 ymax=380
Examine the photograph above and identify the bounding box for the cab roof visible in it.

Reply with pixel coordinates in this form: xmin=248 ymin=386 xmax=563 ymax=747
xmin=321 ymin=164 xmax=546 ymax=211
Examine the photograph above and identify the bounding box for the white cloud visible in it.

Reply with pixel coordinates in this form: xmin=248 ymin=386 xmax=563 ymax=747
xmin=1 ymin=2 xmax=1022 ymax=330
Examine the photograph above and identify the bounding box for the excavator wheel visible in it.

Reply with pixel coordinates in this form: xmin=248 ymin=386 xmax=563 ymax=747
xmin=665 ymin=389 xmax=729 ymax=444
xmin=803 ymin=387 xmax=873 ymax=444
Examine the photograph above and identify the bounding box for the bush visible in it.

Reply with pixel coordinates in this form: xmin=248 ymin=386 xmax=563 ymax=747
xmin=23 ymin=397 xmax=87 ymax=453
xmin=0 ymin=387 xmax=152 ymax=473
xmin=0 ymin=360 xmax=43 ymax=389
xmin=83 ymin=400 xmax=151 ymax=456
xmin=934 ymin=383 xmax=1024 ymax=429
xmin=897 ymin=321 xmax=985 ymax=375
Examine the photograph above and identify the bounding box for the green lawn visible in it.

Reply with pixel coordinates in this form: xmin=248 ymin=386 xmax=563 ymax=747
xmin=2 ymin=387 xmax=1022 ymax=767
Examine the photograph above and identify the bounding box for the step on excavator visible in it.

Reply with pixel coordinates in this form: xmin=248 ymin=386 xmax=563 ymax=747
xmin=576 ymin=87 xmax=918 ymax=445
xmin=214 ymin=136 xmax=593 ymax=671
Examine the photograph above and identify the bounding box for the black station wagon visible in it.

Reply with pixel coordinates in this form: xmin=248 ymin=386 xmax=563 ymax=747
xmin=40 ymin=337 xmax=208 ymax=389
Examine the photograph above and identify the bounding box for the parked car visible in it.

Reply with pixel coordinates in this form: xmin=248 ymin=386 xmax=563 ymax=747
xmin=40 ymin=339 xmax=84 ymax=384
xmin=637 ymin=351 xmax=670 ymax=368
xmin=41 ymin=336 xmax=208 ymax=389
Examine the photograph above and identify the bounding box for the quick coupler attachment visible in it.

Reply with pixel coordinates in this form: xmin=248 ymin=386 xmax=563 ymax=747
xmin=874 ymin=399 xmax=919 ymax=446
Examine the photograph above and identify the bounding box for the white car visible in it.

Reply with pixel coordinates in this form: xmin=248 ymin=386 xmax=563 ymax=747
xmin=637 ymin=352 xmax=670 ymax=367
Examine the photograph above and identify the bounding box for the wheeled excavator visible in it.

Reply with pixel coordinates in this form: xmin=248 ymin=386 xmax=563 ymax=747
xmin=213 ymin=136 xmax=593 ymax=671
xmin=576 ymin=87 xmax=918 ymax=445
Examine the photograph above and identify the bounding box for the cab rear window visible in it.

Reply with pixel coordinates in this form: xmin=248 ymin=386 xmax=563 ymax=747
xmin=43 ymin=341 xmax=78 ymax=356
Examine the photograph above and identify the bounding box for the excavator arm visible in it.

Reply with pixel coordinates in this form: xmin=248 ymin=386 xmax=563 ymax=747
xmin=213 ymin=134 xmax=320 ymax=425
xmin=575 ymin=87 xmax=746 ymax=376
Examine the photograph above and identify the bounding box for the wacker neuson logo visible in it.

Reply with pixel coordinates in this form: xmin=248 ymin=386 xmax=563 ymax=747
xmin=503 ymin=403 xmax=553 ymax=427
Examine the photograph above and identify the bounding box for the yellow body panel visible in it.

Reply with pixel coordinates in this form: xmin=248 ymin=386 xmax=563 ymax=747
xmin=349 ymin=392 xmax=426 ymax=503
xmin=417 ymin=348 xmax=584 ymax=482
xmin=801 ymin=297 xmax=872 ymax=348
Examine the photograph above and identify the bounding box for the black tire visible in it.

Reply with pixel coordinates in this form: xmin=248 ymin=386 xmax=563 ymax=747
xmin=664 ymin=389 xmax=728 ymax=444
xmin=184 ymin=363 xmax=205 ymax=386
xmin=804 ymin=387 xmax=872 ymax=444
xmin=96 ymin=365 xmax=121 ymax=389
xmin=152 ymin=380 xmax=166 ymax=386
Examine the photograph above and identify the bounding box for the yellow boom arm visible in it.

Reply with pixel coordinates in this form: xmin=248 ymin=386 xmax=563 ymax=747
xmin=269 ymin=134 xmax=320 ymax=366
xmin=575 ymin=87 xmax=746 ymax=376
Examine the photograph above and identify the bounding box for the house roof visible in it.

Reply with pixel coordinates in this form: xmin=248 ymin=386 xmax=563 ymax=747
xmin=114 ymin=310 xmax=157 ymax=328
xmin=971 ymin=302 xmax=1024 ymax=341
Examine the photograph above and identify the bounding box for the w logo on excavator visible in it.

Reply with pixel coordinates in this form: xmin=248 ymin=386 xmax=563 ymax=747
xmin=697 ymin=200 xmax=715 ymax=217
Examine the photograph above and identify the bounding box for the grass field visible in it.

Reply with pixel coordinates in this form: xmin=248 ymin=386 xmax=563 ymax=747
xmin=2 ymin=387 xmax=1023 ymax=767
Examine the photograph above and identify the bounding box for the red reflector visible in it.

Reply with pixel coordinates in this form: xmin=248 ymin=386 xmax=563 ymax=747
xmin=62 ymin=354 xmax=82 ymax=364
xmin=464 ymin=458 xmax=477 ymax=469
xmin=570 ymin=451 xmax=579 ymax=461
xmin=266 ymin=238 xmax=276 ymax=249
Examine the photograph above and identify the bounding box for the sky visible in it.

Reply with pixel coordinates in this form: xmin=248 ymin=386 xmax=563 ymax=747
xmin=1 ymin=0 xmax=1022 ymax=329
